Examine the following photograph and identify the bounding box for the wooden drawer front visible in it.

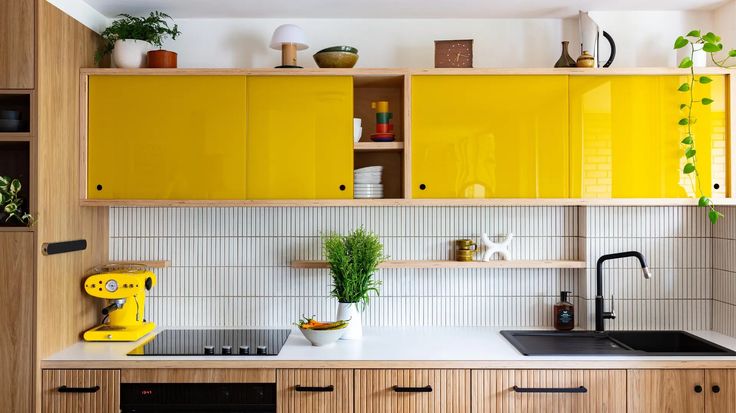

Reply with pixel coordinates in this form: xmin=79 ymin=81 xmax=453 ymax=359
xmin=628 ymin=370 xmax=705 ymax=413
xmin=277 ymin=369 xmax=353 ymax=413
xmin=472 ymin=370 xmax=626 ymax=413
xmin=355 ymin=369 xmax=470 ymax=413
xmin=42 ymin=369 xmax=120 ymax=413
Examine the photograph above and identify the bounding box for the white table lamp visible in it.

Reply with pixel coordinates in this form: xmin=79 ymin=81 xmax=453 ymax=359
xmin=270 ymin=24 xmax=309 ymax=68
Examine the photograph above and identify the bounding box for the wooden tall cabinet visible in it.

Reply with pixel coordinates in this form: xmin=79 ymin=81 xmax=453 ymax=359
xmin=0 ymin=0 xmax=34 ymax=89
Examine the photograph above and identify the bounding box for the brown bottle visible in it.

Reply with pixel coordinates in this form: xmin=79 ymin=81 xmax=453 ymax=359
xmin=554 ymin=291 xmax=574 ymax=331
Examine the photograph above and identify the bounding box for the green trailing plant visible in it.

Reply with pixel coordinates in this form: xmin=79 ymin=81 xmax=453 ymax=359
xmin=0 ymin=176 xmax=33 ymax=226
xmin=323 ymin=227 xmax=386 ymax=308
xmin=674 ymin=30 xmax=735 ymax=224
xmin=96 ymin=12 xmax=181 ymax=64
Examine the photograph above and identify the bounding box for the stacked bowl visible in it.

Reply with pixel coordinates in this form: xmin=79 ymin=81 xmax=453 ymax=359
xmin=354 ymin=166 xmax=383 ymax=199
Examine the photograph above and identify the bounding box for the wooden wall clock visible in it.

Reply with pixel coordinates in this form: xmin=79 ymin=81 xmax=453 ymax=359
xmin=434 ymin=39 xmax=473 ymax=68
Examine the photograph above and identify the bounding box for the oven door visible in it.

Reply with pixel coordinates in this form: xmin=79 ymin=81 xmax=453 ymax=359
xmin=121 ymin=383 xmax=276 ymax=412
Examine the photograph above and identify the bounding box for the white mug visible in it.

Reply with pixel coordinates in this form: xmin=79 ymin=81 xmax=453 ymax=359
xmin=354 ymin=126 xmax=363 ymax=142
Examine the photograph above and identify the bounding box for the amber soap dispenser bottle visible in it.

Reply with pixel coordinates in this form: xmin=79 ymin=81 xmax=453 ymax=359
xmin=554 ymin=291 xmax=574 ymax=331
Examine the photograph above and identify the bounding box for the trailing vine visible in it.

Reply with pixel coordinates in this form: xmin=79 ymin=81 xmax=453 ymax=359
xmin=674 ymin=31 xmax=735 ymax=224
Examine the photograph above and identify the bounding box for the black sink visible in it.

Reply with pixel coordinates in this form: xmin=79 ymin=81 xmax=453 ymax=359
xmin=501 ymin=330 xmax=736 ymax=356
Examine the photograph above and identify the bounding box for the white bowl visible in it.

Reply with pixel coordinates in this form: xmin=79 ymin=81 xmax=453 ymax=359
xmin=299 ymin=327 xmax=347 ymax=346
xmin=354 ymin=166 xmax=383 ymax=173
xmin=354 ymin=183 xmax=383 ymax=188
xmin=354 ymin=175 xmax=381 ymax=184
xmin=354 ymin=194 xmax=383 ymax=199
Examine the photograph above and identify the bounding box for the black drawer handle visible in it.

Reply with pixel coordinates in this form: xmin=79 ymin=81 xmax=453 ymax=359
xmin=295 ymin=385 xmax=334 ymax=392
xmin=58 ymin=385 xmax=100 ymax=394
xmin=513 ymin=385 xmax=587 ymax=394
xmin=393 ymin=385 xmax=432 ymax=393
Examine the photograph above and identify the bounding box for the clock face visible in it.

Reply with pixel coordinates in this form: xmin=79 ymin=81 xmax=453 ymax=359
xmin=435 ymin=40 xmax=473 ymax=68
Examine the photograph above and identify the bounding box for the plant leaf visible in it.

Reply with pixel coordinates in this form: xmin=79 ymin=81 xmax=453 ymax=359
xmin=678 ymin=82 xmax=690 ymax=92
xmin=681 ymin=136 xmax=693 ymax=144
xmin=683 ymin=163 xmax=696 ymax=174
xmin=729 ymin=49 xmax=736 ymax=57
xmin=698 ymin=196 xmax=710 ymax=207
xmin=702 ymin=97 xmax=714 ymax=105
xmin=686 ymin=30 xmax=701 ymax=38
xmin=679 ymin=118 xmax=689 ymax=125
xmin=703 ymin=42 xmax=721 ymax=53
xmin=9 ymin=179 xmax=21 ymax=194
xmin=680 ymin=103 xmax=688 ymax=110
xmin=703 ymin=32 xmax=721 ymax=44
xmin=678 ymin=57 xmax=693 ymax=68
xmin=700 ymin=76 xmax=713 ymax=84
xmin=686 ymin=149 xmax=697 ymax=158
xmin=674 ymin=36 xmax=689 ymax=49
xmin=709 ymin=209 xmax=721 ymax=224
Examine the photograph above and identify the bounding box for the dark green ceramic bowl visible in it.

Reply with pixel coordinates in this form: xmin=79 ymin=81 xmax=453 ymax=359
xmin=316 ymin=46 xmax=358 ymax=54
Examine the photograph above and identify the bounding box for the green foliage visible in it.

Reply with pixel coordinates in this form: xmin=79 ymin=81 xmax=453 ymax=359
xmin=323 ymin=227 xmax=386 ymax=308
xmin=674 ymin=30 xmax=736 ymax=224
xmin=95 ymin=12 xmax=181 ymax=64
xmin=0 ymin=176 xmax=34 ymax=226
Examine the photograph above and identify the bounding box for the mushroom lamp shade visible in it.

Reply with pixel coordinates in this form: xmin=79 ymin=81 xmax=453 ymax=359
xmin=270 ymin=24 xmax=309 ymax=68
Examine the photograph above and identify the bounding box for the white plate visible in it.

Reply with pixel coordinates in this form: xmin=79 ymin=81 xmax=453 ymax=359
xmin=354 ymin=166 xmax=383 ymax=173
xmin=354 ymin=177 xmax=382 ymax=184
xmin=354 ymin=184 xmax=383 ymax=188
xmin=354 ymin=194 xmax=383 ymax=199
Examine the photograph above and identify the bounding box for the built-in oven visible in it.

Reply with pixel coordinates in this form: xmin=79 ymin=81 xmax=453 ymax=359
xmin=121 ymin=383 xmax=276 ymax=412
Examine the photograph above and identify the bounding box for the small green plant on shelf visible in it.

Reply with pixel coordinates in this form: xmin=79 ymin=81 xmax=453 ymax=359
xmin=96 ymin=11 xmax=181 ymax=64
xmin=323 ymin=227 xmax=386 ymax=308
xmin=0 ymin=176 xmax=34 ymax=226
xmin=674 ymin=30 xmax=735 ymax=224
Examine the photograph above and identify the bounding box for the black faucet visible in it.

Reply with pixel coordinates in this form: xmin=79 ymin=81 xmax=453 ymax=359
xmin=595 ymin=251 xmax=652 ymax=333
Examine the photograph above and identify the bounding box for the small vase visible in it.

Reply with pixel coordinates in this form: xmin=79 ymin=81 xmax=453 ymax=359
xmin=554 ymin=41 xmax=577 ymax=68
xmin=112 ymin=39 xmax=152 ymax=68
xmin=147 ymin=50 xmax=178 ymax=68
xmin=336 ymin=302 xmax=362 ymax=340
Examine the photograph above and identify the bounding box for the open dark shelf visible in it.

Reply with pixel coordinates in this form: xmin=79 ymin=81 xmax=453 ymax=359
xmin=0 ymin=94 xmax=31 ymax=134
xmin=0 ymin=141 xmax=31 ymax=227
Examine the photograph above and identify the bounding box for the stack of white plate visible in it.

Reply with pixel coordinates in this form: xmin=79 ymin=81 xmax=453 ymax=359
xmin=354 ymin=166 xmax=383 ymax=199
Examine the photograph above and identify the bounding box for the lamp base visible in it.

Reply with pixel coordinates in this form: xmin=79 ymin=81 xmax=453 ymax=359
xmin=275 ymin=65 xmax=303 ymax=69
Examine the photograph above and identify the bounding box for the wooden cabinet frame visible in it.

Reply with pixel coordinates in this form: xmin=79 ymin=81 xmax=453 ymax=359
xmin=78 ymin=67 xmax=736 ymax=207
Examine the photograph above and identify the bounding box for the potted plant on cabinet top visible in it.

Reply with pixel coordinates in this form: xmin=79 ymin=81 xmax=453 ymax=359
xmin=0 ymin=176 xmax=34 ymax=226
xmin=96 ymin=11 xmax=181 ymax=68
xmin=323 ymin=227 xmax=385 ymax=340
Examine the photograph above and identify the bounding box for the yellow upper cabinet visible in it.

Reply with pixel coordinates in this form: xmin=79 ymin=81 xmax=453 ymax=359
xmin=246 ymin=76 xmax=353 ymax=199
xmin=411 ymin=75 xmax=570 ymax=198
xmin=87 ymin=75 xmax=247 ymax=200
xmin=570 ymin=75 xmax=728 ymax=198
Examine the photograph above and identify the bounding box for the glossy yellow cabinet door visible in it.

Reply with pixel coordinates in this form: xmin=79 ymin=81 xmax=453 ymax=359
xmin=246 ymin=76 xmax=353 ymax=199
xmin=570 ymin=75 xmax=727 ymax=198
xmin=88 ymin=75 xmax=247 ymax=200
xmin=411 ymin=75 xmax=570 ymax=198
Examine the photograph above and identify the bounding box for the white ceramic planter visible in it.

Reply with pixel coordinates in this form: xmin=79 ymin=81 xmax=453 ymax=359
xmin=676 ymin=42 xmax=707 ymax=68
xmin=112 ymin=39 xmax=152 ymax=68
xmin=336 ymin=302 xmax=362 ymax=340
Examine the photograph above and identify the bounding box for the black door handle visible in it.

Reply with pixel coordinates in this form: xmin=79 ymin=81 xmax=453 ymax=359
xmin=393 ymin=385 xmax=432 ymax=393
xmin=295 ymin=385 xmax=334 ymax=392
xmin=58 ymin=385 xmax=100 ymax=393
xmin=695 ymin=385 xmax=703 ymax=393
xmin=513 ymin=386 xmax=587 ymax=394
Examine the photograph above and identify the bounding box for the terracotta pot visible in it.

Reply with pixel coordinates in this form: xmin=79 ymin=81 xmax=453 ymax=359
xmin=147 ymin=50 xmax=178 ymax=68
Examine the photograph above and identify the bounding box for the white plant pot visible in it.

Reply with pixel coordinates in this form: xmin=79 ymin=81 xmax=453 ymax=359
xmin=676 ymin=42 xmax=707 ymax=68
xmin=336 ymin=302 xmax=362 ymax=340
xmin=112 ymin=39 xmax=152 ymax=68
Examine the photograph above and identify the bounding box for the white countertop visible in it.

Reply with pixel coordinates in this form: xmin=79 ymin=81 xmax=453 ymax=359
xmin=42 ymin=327 xmax=736 ymax=369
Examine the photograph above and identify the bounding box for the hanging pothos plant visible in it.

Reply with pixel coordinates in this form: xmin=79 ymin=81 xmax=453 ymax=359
xmin=674 ymin=31 xmax=735 ymax=224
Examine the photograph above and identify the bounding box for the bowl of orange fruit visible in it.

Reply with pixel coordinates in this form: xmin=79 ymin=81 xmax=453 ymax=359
xmin=295 ymin=316 xmax=350 ymax=347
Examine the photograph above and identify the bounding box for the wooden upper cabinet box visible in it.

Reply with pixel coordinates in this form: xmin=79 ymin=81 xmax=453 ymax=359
xmin=0 ymin=0 xmax=34 ymax=89
xmin=246 ymin=76 xmax=353 ymax=199
xmin=86 ymin=75 xmax=248 ymax=200
xmin=42 ymin=369 xmax=120 ymax=413
xmin=570 ymin=75 xmax=728 ymax=198
xmin=277 ymin=369 xmax=353 ymax=413
xmin=473 ymin=369 xmax=626 ymax=413
xmin=355 ymin=369 xmax=470 ymax=413
xmin=411 ymin=75 xmax=570 ymax=199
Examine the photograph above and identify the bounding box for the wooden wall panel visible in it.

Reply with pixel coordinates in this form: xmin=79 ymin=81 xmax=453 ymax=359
xmin=355 ymin=369 xmax=470 ymax=413
xmin=277 ymin=369 xmax=353 ymax=413
xmin=0 ymin=233 xmax=34 ymax=413
xmin=42 ymin=370 xmax=119 ymax=413
xmin=706 ymin=369 xmax=736 ymax=413
xmin=0 ymin=0 xmax=34 ymax=89
xmin=627 ymin=369 xmax=705 ymax=413
xmin=472 ymin=369 xmax=626 ymax=413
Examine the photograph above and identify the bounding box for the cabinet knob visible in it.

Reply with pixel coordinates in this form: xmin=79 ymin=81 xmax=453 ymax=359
xmin=712 ymin=385 xmax=721 ymax=394
xmin=714 ymin=183 xmax=720 ymax=190
xmin=96 ymin=184 xmax=103 ymax=191
xmin=419 ymin=184 xmax=426 ymax=190
xmin=694 ymin=385 xmax=703 ymax=393
xmin=339 ymin=185 xmax=346 ymax=191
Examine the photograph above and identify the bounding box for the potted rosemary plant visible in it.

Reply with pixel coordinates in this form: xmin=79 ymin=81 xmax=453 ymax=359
xmin=0 ymin=176 xmax=33 ymax=226
xmin=323 ymin=227 xmax=385 ymax=340
xmin=96 ymin=12 xmax=181 ymax=68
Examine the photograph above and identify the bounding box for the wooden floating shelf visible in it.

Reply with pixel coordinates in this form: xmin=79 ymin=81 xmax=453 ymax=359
xmin=291 ymin=260 xmax=587 ymax=269
xmin=107 ymin=260 xmax=170 ymax=268
xmin=354 ymin=142 xmax=404 ymax=151
xmin=0 ymin=133 xmax=31 ymax=142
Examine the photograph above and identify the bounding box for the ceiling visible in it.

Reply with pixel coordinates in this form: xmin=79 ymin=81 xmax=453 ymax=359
xmin=81 ymin=0 xmax=730 ymax=19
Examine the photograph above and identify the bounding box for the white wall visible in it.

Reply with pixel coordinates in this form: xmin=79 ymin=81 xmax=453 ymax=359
xmin=157 ymin=11 xmax=714 ymax=69
xmin=714 ymin=0 xmax=736 ymax=63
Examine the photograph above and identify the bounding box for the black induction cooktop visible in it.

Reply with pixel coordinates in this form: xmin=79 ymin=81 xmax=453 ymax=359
xmin=128 ymin=329 xmax=291 ymax=356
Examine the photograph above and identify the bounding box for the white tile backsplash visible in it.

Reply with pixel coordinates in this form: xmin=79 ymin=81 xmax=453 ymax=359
xmin=713 ymin=206 xmax=736 ymax=337
xmin=110 ymin=205 xmax=728 ymax=332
